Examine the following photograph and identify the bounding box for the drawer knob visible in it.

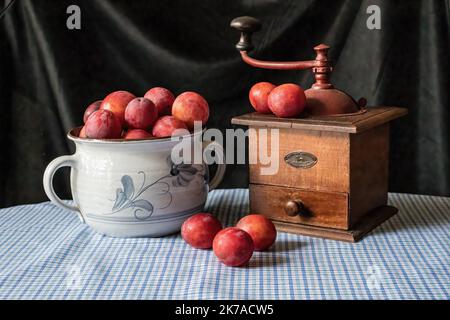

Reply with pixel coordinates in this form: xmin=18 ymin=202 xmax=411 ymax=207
xmin=284 ymin=200 xmax=305 ymax=217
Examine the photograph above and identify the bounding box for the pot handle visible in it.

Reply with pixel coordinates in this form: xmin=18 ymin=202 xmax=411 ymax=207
xmin=203 ymin=141 xmax=226 ymax=191
xmin=43 ymin=155 xmax=84 ymax=223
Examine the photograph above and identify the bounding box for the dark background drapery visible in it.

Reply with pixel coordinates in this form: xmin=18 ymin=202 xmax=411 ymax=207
xmin=0 ymin=0 xmax=449 ymax=207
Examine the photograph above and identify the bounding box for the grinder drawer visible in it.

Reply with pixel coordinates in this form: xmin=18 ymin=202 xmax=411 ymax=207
xmin=249 ymin=184 xmax=349 ymax=230
xmin=249 ymin=128 xmax=350 ymax=193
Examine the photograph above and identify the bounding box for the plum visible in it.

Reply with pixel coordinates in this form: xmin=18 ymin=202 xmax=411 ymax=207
xmin=79 ymin=126 xmax=87 ymax=138
xmin=172 ymin=91 xmax=209 ymax=129
xmin=124 ymin=97 xmax=158 ymax=130
xmin=152 ymin=115 xmax=189 ymax=138
xmin=249 ymin=82 xmax=276 ymax=114
xmin=144 ymin=87 xmax=175 ymax=116
xmin=83 ymin=100 xmax=102 ymax=123
xmin=100 ymin=90 xmax=136 ymax=126
xmin=84 ymin=109 xmax=122 ymax=139
xmin=123 ymin=129 xmax=153 ymax=140
xmin=181 ymin=213 xmax=222 ymax=249
xmin=213 ymin=227 xmax=254 ymax=267
xmin=236 ymin=214 xmax=277 ymax=251
xmin=268 ymin=83 xmax=306 ymax=118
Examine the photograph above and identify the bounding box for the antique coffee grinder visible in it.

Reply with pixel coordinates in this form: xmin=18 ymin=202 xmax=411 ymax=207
xmin=230 ymin=16 xmax=407 ymax=242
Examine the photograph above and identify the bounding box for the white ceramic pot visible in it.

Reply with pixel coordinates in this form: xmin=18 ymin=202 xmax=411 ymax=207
xmin=43 ymin=128 xmax=226 ymax=238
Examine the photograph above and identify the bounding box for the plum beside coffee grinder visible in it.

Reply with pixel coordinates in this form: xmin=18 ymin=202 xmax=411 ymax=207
xmin=230 ymin=16 xmax=408 ymax=242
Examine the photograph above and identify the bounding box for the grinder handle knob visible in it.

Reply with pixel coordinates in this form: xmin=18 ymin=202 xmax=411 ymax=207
xmin=230 ymin=16 xmax=261 ymax=52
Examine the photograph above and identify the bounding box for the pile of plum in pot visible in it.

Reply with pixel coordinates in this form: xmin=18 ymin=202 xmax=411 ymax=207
xmin=43 ymin=87 xmax=226 ymax=238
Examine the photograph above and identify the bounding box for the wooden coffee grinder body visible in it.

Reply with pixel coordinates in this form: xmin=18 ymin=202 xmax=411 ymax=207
xmin=232 ymin=107 xmax=407 ymax=242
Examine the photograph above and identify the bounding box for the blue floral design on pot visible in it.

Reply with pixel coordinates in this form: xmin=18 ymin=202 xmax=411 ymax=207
xmin=107 ymin=157 xmax=206 ymax=221
xmin=168 ymin=156 xmax=206 ymax=187
xmin=110 ymin=172 xmax=167 ymax=220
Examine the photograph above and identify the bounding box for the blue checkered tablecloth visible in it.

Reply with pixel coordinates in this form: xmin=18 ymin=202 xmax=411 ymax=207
xmin=0 ymin=189 xmax=448 ymax=300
